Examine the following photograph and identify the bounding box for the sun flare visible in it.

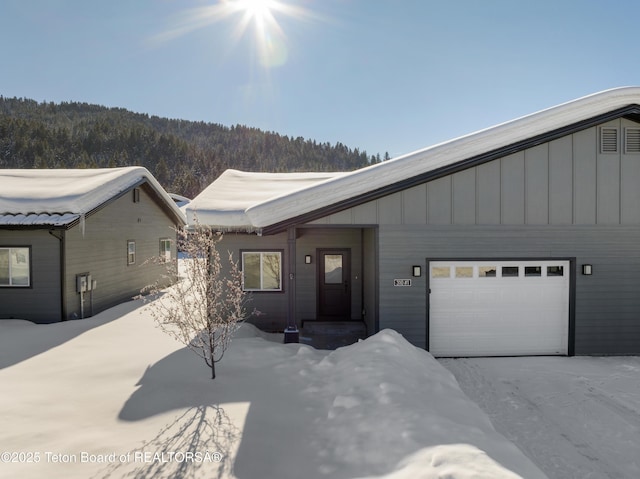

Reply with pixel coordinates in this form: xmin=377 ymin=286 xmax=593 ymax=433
xmin=151 ymin=0 xmax=321 ymax=68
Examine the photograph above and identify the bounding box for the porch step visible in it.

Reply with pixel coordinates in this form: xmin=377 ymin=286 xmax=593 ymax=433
xmin=299 ymin=320 xmax=368 ymax=350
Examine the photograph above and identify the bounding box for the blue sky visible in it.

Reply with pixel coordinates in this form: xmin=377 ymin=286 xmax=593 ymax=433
xmin=2 ymin=0 xmax=640 ymax=159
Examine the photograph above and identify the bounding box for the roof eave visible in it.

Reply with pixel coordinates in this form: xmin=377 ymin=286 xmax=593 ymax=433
xmin=260 ymin=104 xmax=640 ymax=235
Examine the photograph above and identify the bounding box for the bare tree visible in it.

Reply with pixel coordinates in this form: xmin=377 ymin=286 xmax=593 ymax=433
xmin=140 ymin=225 xmax=251 ymax=379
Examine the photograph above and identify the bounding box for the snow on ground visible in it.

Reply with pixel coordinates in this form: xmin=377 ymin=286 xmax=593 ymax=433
xmin=0 ymin=299 xmax=544 ymax=479
xmin=440 ymin=357 xmax=640 ymax=479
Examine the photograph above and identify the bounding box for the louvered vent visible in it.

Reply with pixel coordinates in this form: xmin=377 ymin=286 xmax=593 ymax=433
xmin=625 ymin=128 xmax=640 ymax=154
xmin=600 ymin=127 xmax=618 ymax=153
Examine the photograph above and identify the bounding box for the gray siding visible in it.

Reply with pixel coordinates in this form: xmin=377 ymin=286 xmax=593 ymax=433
xmin=64 ymin=184 xmax=178 ymax=319
xmin=0 ymin=230 xmax=61 ymax=323
xmin=317 ymin=119 xmax=640 ymax=228
xmin=220 ymin=228 xmax=368 ymax=332
xmin=218 ymin=232 xmax=289 ymax=332
xmin=378 ymin=224 xmax=640 ymax=354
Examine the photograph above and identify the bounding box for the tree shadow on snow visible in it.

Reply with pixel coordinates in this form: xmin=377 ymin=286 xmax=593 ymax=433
xmin=115 ymin=340 xmax=343 ymax=479
xmin=0 ymin=299 xmax=144 ymax=369
xmin=95 ymin=405 xmax=239 ymax=479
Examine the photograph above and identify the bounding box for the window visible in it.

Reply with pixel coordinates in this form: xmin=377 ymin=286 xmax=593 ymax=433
xmin=525 ymin=266 xmax=542 ymax=277
xmin=431 ymin=266 xmax=451 ymax=278
xmin=0 ymin=247 xmax=30 ymax=287
xmin=133 ymin=188 xmax=140 ymax=203
xmin=502 ymin=266 xmax=519 ymax=277
xmin=547 ymin=265 xmax=564 ymax=277
xmin=159 ymin=238 xmax=172 ymax=263
xmin=455 ymin=266 xmax=473 ymax=278
xmin=242 ymin=251 xmax=282 ymax=291
xmin=127 ymin=241 xmax=136 ymax=265
xmin=479 ymin=266 xmax=497 ymax=277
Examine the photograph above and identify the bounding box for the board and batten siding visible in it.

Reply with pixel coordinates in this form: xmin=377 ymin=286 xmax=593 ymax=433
xmin=0 ymin=230 xmax=62 ymax=323
xmin=308 ymin=118 xmax=640 ymax=354
xmin=311 ymin=119 xmax=640 ymax=227
xmin=64 ymin=184 xmax=178 ymax=319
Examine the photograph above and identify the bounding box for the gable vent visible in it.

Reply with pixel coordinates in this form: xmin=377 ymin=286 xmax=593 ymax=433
xmin=600 ymin=127 xmax=619 ymax=154
xmin=625 ymin=127 xmax=640 ymax=154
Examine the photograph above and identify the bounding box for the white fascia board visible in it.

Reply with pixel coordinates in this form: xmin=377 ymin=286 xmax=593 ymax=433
xmin=246 ymin=86 xmax=640 ymax=228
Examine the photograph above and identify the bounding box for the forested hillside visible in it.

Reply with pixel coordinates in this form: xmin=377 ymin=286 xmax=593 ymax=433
xmin=0 ymin=96 xmax=385 ymax=197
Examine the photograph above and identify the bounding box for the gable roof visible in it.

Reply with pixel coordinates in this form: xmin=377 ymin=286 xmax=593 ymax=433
xmin=185 ymin=169 xmax=348 ymax=231
xmin=187 ymin=86 xmax=640 ymax=234
xmin=0 ymin=167 xmax=186 ymax=227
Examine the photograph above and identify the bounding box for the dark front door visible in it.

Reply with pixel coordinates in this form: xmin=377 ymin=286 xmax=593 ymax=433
xmin=317 ymin=249 xmax=351 ymax=319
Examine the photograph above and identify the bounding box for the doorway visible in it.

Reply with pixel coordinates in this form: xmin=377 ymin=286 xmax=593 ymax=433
xmin=317 ymin=248 xmax=351 ymax=319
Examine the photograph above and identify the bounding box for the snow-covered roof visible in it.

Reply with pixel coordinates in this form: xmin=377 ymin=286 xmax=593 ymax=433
xmin=0 ymin=167 xmax=186 ymax=227
xmin=188 ymin=87 xmax=640 ymax=233
xmin=185 ymin=169 xmax=348 ymax=230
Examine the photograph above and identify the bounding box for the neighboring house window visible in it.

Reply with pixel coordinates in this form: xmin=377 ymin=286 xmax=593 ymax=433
xmin=133 ymin=188 xmax=141 ymax=203
xmin=0 ymin=247 xmax=30 ymax=287
xmin=127 ymin=241 xmax=136 ymax=265
xmin=159 ymin=238 xmax=172 ymax=263
xmin=242 ymin=251 xmax=282 ymax=291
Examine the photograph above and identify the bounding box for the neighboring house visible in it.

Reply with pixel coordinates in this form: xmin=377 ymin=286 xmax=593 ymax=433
xmin=0 ymin=167 xmax=186 ymax=323
xmin=187 ymin=87 xmax=640 ymax=356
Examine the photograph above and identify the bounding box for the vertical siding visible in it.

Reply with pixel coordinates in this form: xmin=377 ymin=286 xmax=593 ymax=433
xmin=549 ymin=136 xmax=573 ymax=224
xmin=314 ymin=118 xmax=640 ymax=228
xmin=525 ymin=144 xmax=549 ymax=224
xmin=501 ymin=152 xmax=525 ymax=224
xmin=0 ymin=230 xmax=61 ymax=323
xmin=573 ymin=128 xmax=597 ymax=224
xmin=596 ymin=121 xmax=621 ymax=224
xmin=476 ymin=161 xmax=501 ymax=224
xmin=402 ymin=185 xmax=427 ymax=224
xmin=427 ymin=176 xmax=452 ymax=224
xmin=620 ymin=148 xmax=640 ymax=223
xmin=452 ymin=168 xmax=476 ymax=225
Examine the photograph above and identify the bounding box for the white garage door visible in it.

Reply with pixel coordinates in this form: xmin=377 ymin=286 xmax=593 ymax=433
xmin=429 ymin=260 xmax=570 ymax=357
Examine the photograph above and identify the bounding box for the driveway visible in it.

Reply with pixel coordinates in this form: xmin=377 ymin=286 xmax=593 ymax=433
xmin=439 ymin=356 xmax=640 ymax=479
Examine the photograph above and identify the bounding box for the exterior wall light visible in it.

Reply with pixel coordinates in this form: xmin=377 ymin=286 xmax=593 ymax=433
xmin=305 ymin=255 xmax=312 ymax=264
xmin=412 ymin=265 xmax=422 ymax=277
xmin=582 ymin=264 xmax=593 ymax=275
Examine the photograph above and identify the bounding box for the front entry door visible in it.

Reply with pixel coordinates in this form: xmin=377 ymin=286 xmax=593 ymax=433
xmin=318 ymin=249 xmax=351 ymax=319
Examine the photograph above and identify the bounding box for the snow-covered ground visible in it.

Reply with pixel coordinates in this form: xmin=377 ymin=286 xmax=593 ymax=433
xmin=0 ymin=299 xmax=544 ymax=479
xmin=440 ymin=357 xmax=640 ymax=479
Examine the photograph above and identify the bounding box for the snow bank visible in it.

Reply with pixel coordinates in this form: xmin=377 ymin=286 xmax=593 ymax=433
xmin=0 ymin=306 xmax=545 ymax=479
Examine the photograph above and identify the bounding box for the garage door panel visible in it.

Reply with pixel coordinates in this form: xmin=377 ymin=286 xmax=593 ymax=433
xmin=429 ymin=260 xmax=570 ymax=357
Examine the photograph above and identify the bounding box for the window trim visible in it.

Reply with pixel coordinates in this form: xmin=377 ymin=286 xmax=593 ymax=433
xmin=241 ymin=250 xmax=284 ymax=292
xmin=127 ymin=240 xmax=136 ymax=265
xmin=159 ymin=238 xmax=172 ymax=263
xmin=0 ymin=246 xmax=32 ymax=288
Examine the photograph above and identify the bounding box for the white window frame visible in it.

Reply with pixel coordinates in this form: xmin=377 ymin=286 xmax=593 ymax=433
xmin=127 ymin=240 xmax=136 ymax=265
xmin=0 ymin=246 xmax=31 ymax=287
xmin=159 ymin=238 xmax=172 ymax=263
xmin=241 ymin=251 xmax=282 ymax=291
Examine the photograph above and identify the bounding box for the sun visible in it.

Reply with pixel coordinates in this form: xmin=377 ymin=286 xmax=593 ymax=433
xmin=232 ymin=0 xmax=277 ymax=23
xmin=151 ymin=0 xmax=320 ymax=68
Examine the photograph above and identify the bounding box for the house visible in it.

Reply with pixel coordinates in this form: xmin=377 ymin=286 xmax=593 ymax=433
xmin=186 ymin=87 xmax=640 ymax=356
xmin=0 ymin=167 xmax=186 ymax=323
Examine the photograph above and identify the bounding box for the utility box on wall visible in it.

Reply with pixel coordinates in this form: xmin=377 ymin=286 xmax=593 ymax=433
xmin=76 ymin=273 xmax=93 ymax=293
